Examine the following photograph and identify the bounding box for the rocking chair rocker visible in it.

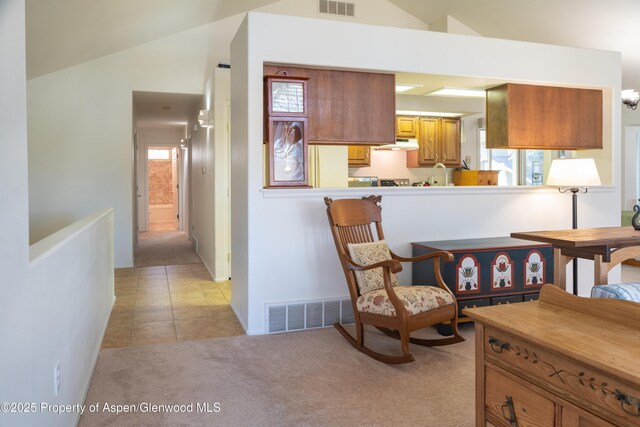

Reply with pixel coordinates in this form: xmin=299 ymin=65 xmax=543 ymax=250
xmin=325 ymin=195 xmax=464 ymax=364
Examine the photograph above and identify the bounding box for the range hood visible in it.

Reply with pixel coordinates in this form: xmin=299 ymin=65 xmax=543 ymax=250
xmin=374 ymin=138 xmax=419 ymax=151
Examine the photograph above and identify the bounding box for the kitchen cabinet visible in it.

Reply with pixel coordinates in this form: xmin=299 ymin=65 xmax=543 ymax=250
xmin=396 ymin=116 xmax=417 ymax=138
xmin=486 ymin=83 xmax=603 ymax=149
xmin=263 ymin=65 xmax=395 ymax=146
xmin=347 ymin=145 xmax=370 ymax=167
xmin=465 ymin=285 xmax=640 ymax=427
xmin=406 ymin=117 xmax=460 ymax=167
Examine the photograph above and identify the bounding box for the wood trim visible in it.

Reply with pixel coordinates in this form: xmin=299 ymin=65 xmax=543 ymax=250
xmin=623 ymin=258 xmax=640 ymax=267
xmin=539 ymin=283 xmax=640 ymax=327
xmin=411 ymin=242 xmax=552 ymax=251
xmin=475 ymin=325 xmax=485 ymax=427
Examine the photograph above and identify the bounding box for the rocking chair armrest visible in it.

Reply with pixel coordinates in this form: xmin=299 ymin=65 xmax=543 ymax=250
xmin=343 ymin=256 xmax=403 ymax=274
xmin=391 ymin=250 xmax=454 ymax=264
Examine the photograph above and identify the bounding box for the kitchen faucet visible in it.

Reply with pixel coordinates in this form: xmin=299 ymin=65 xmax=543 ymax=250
xmin=429 ymin=163 xmax=448 ymax=186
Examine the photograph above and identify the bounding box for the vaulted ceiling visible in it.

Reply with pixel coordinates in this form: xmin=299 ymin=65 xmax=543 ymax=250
xmin=25 ymin=0 xmax=640 ymax=96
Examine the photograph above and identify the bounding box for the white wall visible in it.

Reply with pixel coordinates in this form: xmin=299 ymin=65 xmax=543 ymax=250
xmin=213 ymin=68 xmax=231 ymax=281
xmin=24 ymin=0 xmax=437 ymax=269
xmin=257 ymin=0 xmax=429 ymax=30
xmin=623 ymin=125 xmax=640 ymax=210
xmin=27 ymin=15 xmax=244 ymax=268
xmin=231 ymin=12 xmax=621 ymax=334
xmin=0 ymin=0 xmax=32 ymax=416
xmin=230 ymin=18 xmax=251 ymax=330
xmin=190 ymin=66 xmax=231 ymax=282
xmin=25 ymin=209 xmax=114 ymax=427
xmin=190 ymin=97 xmax=215 ymax=275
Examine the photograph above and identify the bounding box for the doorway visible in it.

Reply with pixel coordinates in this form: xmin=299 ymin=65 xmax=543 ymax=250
xmin=147 ymin=145 xmax=179 ymax=231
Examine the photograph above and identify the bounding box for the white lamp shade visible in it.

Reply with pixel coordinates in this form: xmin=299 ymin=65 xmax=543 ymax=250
xmin=546 ymin=158 xmax=601 ymax=187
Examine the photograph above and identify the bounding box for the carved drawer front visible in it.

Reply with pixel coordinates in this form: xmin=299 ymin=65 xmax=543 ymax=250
xmin=561 ymin=404 xmax=613 ymax=427
xmin=458 ymin=298 xmax=486 ymax=317
xmin=485 ymin=328 xmax=640 ymax=426
xmin=485 ymin=366 xmax=555 ymax=426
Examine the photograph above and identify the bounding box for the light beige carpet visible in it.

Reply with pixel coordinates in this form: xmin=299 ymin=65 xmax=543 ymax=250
xmin=80 ymin=324 xmax=475 ymax=426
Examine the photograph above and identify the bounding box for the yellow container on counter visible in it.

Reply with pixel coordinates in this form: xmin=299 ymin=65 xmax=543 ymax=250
xmin=453 ymin=170 xmax=500 ymax=186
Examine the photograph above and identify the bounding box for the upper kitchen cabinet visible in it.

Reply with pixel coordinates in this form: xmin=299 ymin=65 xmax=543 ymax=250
xmin=264 ymin=65 xmax=396 ymax=145
xmin=486 ymin=83 xmax=603 ymax=150
xmin=396 ymin=116 xmax=417 ymax=138
xmin=348 ymin=145 xmax=370 ymax=167
xmin=407 ymin=117 xmax=460 ymax=167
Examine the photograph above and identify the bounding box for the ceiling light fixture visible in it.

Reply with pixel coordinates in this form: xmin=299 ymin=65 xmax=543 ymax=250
xmin=426 ymin=87 xmax=486 ymax=98
xmin=395 ymin=84 xmax=423 ymax=93
xmin=396 ymin=110 xmax=463 ymax=118
xmin=622 ymin=89 xmax=640 ymax=110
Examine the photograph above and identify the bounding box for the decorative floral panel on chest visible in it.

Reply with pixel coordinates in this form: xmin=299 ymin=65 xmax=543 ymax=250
xmin=412 ymin=237 xmax=554 ymax=316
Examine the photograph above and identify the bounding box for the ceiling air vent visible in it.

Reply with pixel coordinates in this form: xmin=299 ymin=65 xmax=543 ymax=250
xmin=319 ymin=0 xmax=355 ymax=17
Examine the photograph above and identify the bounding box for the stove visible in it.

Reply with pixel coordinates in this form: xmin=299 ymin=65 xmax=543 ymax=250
xmin=380 ymin=178 xmax=411 ymax=187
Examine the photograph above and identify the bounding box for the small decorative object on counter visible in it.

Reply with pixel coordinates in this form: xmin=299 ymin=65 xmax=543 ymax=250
xmin=633 ymin=200 xmax=640 ymax=230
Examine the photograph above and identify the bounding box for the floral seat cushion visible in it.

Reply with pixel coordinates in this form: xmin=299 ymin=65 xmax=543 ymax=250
xmin=357 ymin=285 xmax=454 ymax=317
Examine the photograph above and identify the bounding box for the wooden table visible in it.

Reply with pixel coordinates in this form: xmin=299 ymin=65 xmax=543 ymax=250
xmin=511 ymin=226 xmax=640 ymax=290
xmin=464 ymin=285 xmax=640 ymax=426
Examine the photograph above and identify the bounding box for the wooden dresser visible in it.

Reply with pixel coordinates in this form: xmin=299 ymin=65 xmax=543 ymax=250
xmin=464 ymin=285 xmax=640 ymax=426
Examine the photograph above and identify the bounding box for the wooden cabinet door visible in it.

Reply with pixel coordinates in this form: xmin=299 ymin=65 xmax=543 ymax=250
xmin=485 ymin=366 xmax=556 ymax=427
xmin=561 ymin=404 xmax=613 ymax=426
xmin=440 ymin=118 xmax=460 ymax=166
xmin=348 ymin=145 xmax=370 ymax=167
xmin=486 ymin=83 xmax=602 ymax=149
xmin=264 ymin=65 xmax=395 ymax=145
xmin=418 ymin=118 xmax=439 ymax=165
xmin=396 ymin=116 xmax=417 ymax=138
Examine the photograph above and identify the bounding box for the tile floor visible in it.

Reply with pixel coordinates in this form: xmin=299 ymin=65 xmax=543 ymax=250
xmin=102 ymin=263 xmax=243 ymax=348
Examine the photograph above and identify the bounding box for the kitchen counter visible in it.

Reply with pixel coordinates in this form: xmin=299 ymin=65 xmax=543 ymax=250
xmin=261 ymin=185 xmax=615 ymax=198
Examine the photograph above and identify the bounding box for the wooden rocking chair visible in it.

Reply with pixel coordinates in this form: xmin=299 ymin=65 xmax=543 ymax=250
xmin=325 ymin=195 xmax=464 ymax=364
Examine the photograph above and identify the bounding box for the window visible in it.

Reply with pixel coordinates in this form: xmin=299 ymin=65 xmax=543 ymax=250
xmin=148 ymin=149 xmax=171 ymax=160
xmin=478 ymin=127 xmax=545 ymax=186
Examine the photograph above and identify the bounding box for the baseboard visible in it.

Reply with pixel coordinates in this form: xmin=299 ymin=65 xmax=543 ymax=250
xmin=195 ymin=251 xmax=217 ymax=281
xmin=230 ymin=302 xmax=250 ymax=334
xmin=73 ymin=295 xmax=114 ymax=426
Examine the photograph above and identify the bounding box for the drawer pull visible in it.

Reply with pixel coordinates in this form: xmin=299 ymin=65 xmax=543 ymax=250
xmin=500 ymin=395 xmax=518 ymax=426
xmin=615 ymin=389 xmax=640 ymax=417
xmin=489 ymin=336 xmax=510 ymax=353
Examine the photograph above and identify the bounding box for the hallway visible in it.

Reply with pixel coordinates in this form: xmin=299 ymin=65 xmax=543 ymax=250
xmin=102 ymin=231 xmax=242 ymax=348
xmin=134 ymin=230 xmax=200 ymax=267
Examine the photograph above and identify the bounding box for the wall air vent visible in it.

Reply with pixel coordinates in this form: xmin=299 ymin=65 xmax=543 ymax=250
xmin=318 ymin=0 xmax=355 ymax=17
xmin=266 ymin=298 xmax=354 ymax=334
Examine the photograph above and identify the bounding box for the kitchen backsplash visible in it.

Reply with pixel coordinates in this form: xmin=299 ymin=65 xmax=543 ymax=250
xmin=348 ymin=149 xmax=452 ymax=185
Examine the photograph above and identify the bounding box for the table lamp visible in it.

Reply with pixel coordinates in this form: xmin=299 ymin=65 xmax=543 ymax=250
xmin=546 ymin=158 xmax=601 ymax=295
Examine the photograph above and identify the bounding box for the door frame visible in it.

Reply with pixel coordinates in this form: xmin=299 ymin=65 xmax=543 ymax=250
xmin=142 ymin=143 xmax=184 ymax=232
xmin=623 ymin=125 xmax=640 ymax=209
